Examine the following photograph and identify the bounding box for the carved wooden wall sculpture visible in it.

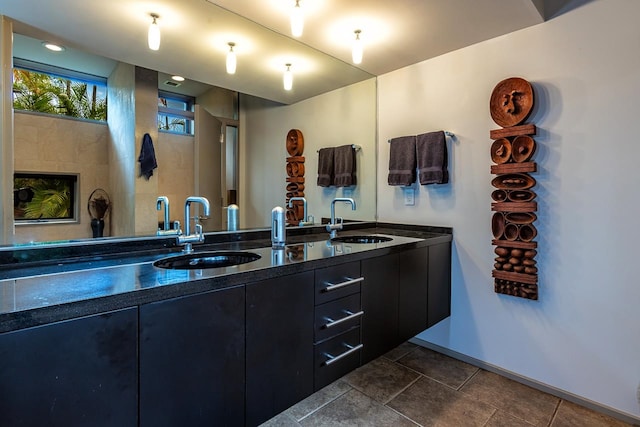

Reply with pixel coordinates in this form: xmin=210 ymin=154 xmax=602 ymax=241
xmin=489 ymin=77 xmax=539 ymax=300
xmin=285 ymin=129 xmax=305 ymax=226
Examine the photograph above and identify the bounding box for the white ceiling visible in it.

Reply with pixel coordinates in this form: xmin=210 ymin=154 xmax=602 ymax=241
xmin=1 ymin=0 xmax=570 ymax=104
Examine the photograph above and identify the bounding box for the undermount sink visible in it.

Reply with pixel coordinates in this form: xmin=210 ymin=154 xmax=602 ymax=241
xmin=153 ymin=251 xmax=262 ymax=270
xmin=331 ymin=235 xmax=393 ymax=244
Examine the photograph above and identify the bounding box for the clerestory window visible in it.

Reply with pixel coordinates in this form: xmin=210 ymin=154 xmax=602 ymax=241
xmin=12 ymin=60 xmax=107 ymax=122
xmin=158 ymin=91 xmax=195 ymax=135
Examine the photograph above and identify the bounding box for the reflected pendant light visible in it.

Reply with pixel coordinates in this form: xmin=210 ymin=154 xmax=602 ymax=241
xmin=352 ymin=30 xmax=363 ymax=64
xmin=148 ymin=14 xmax=160 ymax=51
xmin=226 ymin=42 xmax=237 ymax=74
xmin=283 ymin=64 xmax=293 ymax=91
xmin=290 ymin=0 xmax=303 ymax=37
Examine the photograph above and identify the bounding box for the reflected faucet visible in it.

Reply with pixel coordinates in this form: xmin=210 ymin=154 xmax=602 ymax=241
xmin=327 ymin=197 xmax=356 ymax=239
xmin=288 ymin=197 xmax=314 ymax=227
xmin=156 ymin=196 xmax=180 ymax=236
xmin=178 ymin=196 xmax=211 ymax=252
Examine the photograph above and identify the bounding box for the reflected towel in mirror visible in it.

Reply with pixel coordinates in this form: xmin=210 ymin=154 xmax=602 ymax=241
xmin=139 ymin=133 xmax=158 ymax=180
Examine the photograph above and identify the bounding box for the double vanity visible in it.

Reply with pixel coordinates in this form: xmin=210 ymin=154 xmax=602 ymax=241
xmin=0 ymin=221 xmax=452 ymax=427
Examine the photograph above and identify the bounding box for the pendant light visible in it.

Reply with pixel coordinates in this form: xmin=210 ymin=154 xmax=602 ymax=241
xmin=290 ymin=0 xmax=303 ymax=37
xmin=148 ymin=14 xmax=160 ymax=51
xmin=352 ymin=30 xmax=363 ymax=64
xmin=226 ymin=42 xmax=237 ymax=75
xmin=283 ymin=64 xmax=293 ymax=91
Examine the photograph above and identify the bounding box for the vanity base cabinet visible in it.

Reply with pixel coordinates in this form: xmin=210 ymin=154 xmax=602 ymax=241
xmin=246 ymin=271 xmax=314 ymax=427
xmin=139 ymin=285 xmax=245 ymax=427
xmin=398 ymin=247 xmax=429 ymax=342
xmin=313 ymin=261 xmax=363 ymax=390
xmin=314 ymin=327 xmax=362 ymax=390
xmin=361 ymin=254 xmax=400 ymax=364
xmin=428 ymin=242 xmax=452 ymax=327
xmin=0 ymin=308 xmax=138 ymax=427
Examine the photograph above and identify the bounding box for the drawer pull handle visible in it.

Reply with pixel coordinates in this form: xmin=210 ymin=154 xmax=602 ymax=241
xmin=323 ymin=310 xmax=364 ymax=329
xmin=323 ymin=343 xmax=364 ymax=366
xmin=323 ymin=276 xmax=364 ymax=292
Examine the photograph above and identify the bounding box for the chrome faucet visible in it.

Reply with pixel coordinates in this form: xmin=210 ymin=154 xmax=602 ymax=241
xmin=156 ymin=196 xmax=180 ymax=236
xmin=288 ymin=197 xmax=314 ymax=227
xmin=178 ymin=196 xmax=211 ymax=252
xmin=157 ymin=196 xmax=170 ymax=231
xmin=327 ymin=197 xmax=356 ymax=239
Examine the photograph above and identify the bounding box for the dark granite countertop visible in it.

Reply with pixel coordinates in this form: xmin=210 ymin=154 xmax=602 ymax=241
xmin=0 ymin=223 xmax=452 ymax=333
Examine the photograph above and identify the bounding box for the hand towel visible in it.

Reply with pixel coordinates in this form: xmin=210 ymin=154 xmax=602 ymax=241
xmin=417 ymin=131 xmax=448 ymax=185
xmin=387 ymin=135 xmax=417 ymax=186
xmin=333 ymin=145 xmax=356 ymax=187
xmin=317 ymin=147 xmax=334 ymax=187
xmin=138 ymin=133 xmax=158 ymax=180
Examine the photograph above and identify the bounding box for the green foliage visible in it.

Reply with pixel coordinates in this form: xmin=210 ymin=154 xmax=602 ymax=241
xmin=12 ymin=68 xmax=107 ymax=121
xmin=14 ymin=178 xmax=71 ymax=220
xmin=158 ymin=114 xmax=187 ymax=132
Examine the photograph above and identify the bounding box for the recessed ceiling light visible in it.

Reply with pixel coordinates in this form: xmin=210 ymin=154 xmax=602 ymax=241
xmin=171 ymin=75 xmax=185 ymax=82
xmin=42 ymin=42 xmax=65 ymax=52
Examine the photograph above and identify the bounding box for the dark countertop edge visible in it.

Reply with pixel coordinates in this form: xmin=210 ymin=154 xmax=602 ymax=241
xmin=0 ymin=223 xmax=452 ymax=333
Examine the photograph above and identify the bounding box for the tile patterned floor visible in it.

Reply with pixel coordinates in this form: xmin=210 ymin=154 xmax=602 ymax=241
xmin=261 ymin=342 xmax=635 ymax=427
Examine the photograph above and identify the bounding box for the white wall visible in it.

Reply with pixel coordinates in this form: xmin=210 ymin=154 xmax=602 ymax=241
xmin=240 ymin=78 xmax=377 ymax=228
xmin=377 ymin=0 xmax=640 ymax=419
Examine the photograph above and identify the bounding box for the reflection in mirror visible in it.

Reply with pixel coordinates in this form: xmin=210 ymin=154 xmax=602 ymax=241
xmin=3 ymin=26 xmax=377 ymax=247
xmin=10 ymin=32 xmax=240 ymax=244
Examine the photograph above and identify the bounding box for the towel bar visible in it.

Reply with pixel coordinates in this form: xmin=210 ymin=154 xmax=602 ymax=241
xmin=317 ymin=144 xmax=361 ymax=153
xmin=387 ymin=131 xmax=454 ymax=143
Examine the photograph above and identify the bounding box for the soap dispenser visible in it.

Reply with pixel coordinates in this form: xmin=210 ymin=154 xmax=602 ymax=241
xmin=271 ymin=206 xmax=286 ymax=248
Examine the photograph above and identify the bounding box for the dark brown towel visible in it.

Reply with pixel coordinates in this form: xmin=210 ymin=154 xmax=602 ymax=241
xmin=333 ymin=145 xmax=356 ymax=187
xmin=317 ymin=147 xmax=334 ymax=187
xmin=417 ymin=131 xmax=448 ymax=185
xmin=388 ymin=136 xmax=416 ymax=186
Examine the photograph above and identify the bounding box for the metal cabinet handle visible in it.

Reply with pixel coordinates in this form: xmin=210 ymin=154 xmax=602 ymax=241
xmin=323 ymin=310 xmax=364 ymax=329
xmin=323 ymin=276 xmax=364 ymax=292
xmin=323 ymin=343 xmax=364 ymax=366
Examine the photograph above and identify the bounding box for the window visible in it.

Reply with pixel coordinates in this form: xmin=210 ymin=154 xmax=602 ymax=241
xmin=14 ymin=173 xmax=79 ymax=223
xmin=158 ymin=91 xmax=195 ymax=135
xmin=12 ymin=62 xmax=107 ymax=122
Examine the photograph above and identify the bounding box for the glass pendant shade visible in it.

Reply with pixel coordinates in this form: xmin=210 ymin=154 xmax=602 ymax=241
xmin=148 ymin=15 xmax=160 ymax=51
xmin=290 ymin=1 xmax=303 ymax=37
xmin=226 ymin=43 xmax=236 ymax=74
xmin=352 ymin=30 xmax=363 ymax=64
xmin=283 ymin=64 xmax=293 ymax=91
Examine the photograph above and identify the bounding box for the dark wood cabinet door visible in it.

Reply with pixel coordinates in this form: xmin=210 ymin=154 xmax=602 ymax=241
xmin=361 ymin=253 xmax=399 ymax=364
xmin=0 ymin=308 xmax=138 ymax=427
xmin=140 ymin=285 xmax=245 ymax=427
xmin=428 ymin=242 xmax=452 ymax=327
xmin=246 ymin=271 xmax=314 ymax=427
xmin=398 ymin=246 xmax=429 ymax=341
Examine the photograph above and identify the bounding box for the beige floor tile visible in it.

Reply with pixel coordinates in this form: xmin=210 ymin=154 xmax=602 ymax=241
xmin=343 ymin=357 xmax=420 ymax=404
xmin=550 ymin=400 xmax=634 ymax=427
xmin=460 ymin=370 xmax=559 ymax=426
xmin=384 ymin=342 xmax=418 ymax=361
xmin=398 ymin=346 xmax=479 ymax=389
xmin=260 ymin=412 xmax=301 ymax=426
xmin=486 ymin=409 xmax=537 ymax=427
xmin=300 ymin=389 xmax=418 ymax=426
xmin=388 ymin=376 xmax=496 ymax=426
xmin=284 ymin=380 xmax=352 ymax=421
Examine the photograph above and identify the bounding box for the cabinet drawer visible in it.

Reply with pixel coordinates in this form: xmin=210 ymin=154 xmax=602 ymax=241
xmin=314 ymin=327 xmax=362 ymax=391
xmin=314 ymin=293 xmax=362 ymax=342
xmin=315 ymin=261 xmax=362 ymax=305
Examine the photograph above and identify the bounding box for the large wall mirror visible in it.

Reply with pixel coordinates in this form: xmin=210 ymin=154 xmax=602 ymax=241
xmin=0 ymin=9 xmax=378 ymax=246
